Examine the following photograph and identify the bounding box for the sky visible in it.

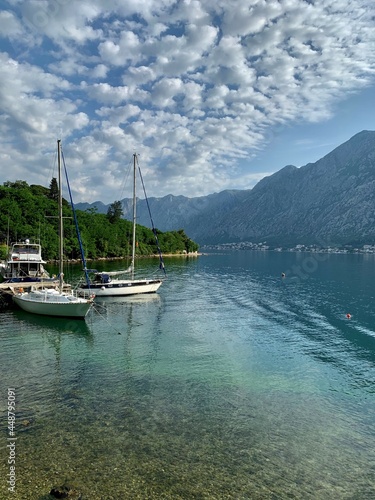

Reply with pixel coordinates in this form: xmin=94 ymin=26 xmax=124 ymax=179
xmin=0 ymin=0 xmax=375 ymax=204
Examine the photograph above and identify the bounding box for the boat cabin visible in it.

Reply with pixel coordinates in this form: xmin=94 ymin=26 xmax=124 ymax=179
xmin=1 ymin=241 xmax=50 ymax=282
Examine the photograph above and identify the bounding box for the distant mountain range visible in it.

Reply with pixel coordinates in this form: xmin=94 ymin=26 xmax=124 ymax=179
xmin=76 ymin=130 xmax=375 ymax=247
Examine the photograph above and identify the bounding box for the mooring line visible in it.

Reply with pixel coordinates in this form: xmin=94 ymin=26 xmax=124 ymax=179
xmin=90 ymin=301 xmax=144 ymax=333
xmin=90 ymin=302 xmax=123 ymax=334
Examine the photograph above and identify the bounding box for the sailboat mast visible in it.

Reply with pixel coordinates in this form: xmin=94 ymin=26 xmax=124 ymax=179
xmin=131 ymin=153 xmax=137 ymax=279
xmin=57 ymin=139 xmax=64 ymax=290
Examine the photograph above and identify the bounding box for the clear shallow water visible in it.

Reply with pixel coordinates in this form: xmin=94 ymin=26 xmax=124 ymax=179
xmin=1 ymin=251 xmax=375 ymax=499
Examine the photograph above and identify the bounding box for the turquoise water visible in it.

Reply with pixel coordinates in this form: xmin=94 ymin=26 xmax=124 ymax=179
xmin=1 ymin=251 xmax=375 ymax=499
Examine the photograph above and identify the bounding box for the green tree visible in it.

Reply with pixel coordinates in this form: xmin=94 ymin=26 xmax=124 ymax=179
xmin=107 ymin=200 xmax=123 ymax=223
xmin=3 ymin=180 xmax=29 ymax=189
xmin=0 ymin=180 xmax=199 ymax=258
xmin=49 ymin=177 xmax=59 ymax=201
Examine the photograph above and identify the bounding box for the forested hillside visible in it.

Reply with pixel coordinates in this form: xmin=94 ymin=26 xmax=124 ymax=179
xmin=0 ymin=180 xmax=199 ymax=260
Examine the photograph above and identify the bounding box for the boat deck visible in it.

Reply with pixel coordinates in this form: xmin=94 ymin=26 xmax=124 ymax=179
xmin=0 ymin=281 xmax=71 ymax=297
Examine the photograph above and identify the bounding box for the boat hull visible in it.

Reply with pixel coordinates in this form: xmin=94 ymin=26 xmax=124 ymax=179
xmin=78 ymin=279 xmax=162 ymax=297
xmin=13 ymin=291 xmax=93 ymax=318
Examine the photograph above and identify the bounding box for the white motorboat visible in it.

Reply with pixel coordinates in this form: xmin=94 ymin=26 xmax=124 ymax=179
xmin=1 ymin=240 xmax=57 ymax=284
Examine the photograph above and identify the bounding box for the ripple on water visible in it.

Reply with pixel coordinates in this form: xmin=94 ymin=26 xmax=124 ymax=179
xmin=1 ymin=253 xmax=375 ymax=498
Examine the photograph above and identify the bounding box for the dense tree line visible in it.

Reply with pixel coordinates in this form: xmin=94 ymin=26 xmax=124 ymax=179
xmin=0 ymin=180 xmax=199 ymax=261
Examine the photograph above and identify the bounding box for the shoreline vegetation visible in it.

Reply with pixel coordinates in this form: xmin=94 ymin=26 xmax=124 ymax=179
xmin=0 ymin=181 xmax=200 ymax=262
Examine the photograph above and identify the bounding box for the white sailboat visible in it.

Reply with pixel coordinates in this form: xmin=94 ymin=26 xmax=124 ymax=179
xmin=78 ymin=153 xmax=165 ymax=297
xmin=13 ymin=140 xmax=94 ymax=319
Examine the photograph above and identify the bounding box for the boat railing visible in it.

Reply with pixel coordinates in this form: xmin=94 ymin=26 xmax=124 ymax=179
xmin=10 ymin=256 xmax=44 ymax=262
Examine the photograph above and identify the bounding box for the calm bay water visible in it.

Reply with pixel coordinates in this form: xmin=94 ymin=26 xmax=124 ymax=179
xmin=1 ymin=251 xmax=375 ymax=499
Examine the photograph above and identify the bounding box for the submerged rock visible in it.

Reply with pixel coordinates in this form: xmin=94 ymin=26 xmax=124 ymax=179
xmin=49 ymin=483 xmax=82 ymax=499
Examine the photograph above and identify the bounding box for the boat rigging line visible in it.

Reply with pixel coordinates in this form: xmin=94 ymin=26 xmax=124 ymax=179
xmin=135 ymin=154 xmax=166 ymax=276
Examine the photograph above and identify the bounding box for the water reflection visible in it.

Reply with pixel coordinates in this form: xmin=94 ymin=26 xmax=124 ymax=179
xmin=93 ymin=292 xmax=161 ymax=306
xmin=12 ymin=308 xmax=93 ymax=337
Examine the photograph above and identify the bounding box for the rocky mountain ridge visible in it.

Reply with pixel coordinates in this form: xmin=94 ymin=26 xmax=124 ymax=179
xmin=76 ymin=130 xmax=375 ymax=246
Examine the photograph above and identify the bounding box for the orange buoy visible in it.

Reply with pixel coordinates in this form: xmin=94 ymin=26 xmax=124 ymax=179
xmin=346 ymin=313 xmax=351 ymax=319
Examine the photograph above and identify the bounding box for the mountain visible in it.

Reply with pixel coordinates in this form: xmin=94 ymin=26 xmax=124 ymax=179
xmin=76 ymin=130 xmax=375 ymax=246
xmin=76 ymin=190 xmax=249 ymax=236
xmin=213 ymin=129 xmax=375 ymax=247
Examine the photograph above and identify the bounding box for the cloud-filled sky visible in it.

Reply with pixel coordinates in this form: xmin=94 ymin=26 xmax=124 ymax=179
xmin=0 ymin=0 xmax=374 ymax=204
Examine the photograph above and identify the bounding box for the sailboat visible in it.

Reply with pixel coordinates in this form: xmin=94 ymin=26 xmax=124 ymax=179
xmin=13 ymin=140 xmax=94 ymax=319
xmin=78 ymin=153 xmax=165 ymax=297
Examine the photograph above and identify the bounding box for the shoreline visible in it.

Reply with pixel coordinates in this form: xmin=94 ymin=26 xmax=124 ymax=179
xmin=47 ymin=251 xmax=202 ymax=264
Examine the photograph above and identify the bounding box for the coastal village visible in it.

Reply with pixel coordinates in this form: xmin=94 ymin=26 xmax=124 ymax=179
xmin=203 ymin=241 xmax=375 ymax=254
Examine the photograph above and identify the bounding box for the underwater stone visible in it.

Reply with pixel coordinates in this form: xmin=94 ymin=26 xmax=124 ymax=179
xmin=49 ymin=483 xmax=82 ymax=499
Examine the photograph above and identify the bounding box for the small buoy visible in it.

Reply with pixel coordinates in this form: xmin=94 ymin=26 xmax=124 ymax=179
xmin=346 ymin=313 xmax=351 ymax=319
xmin=281 ymin=273 xmax=286 ymax=278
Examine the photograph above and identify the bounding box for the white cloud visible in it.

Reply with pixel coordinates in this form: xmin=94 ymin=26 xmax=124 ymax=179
xmin=91 ymin=64 xmax=109 ymax=78
xmin=21 ymin=0 xmax=102 ymax=43
xmin=0 ymin=54 xmax=89 ymax=143
xmin=0 ymin=0 xmax=374 ymax=203
xmin=86 ymin=82 xmax=131 ymax=105
xmin=151 ymin=78 xmax=184 ymax=107
xmin=0 ymin=10 xmax=23 ymax=37
xmin=98 ymin=31 xmax=141 ymax=66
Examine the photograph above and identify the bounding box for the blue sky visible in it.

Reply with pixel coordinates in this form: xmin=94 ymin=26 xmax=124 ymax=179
xmin=0 ymin=0 xmax=374 ymax=204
